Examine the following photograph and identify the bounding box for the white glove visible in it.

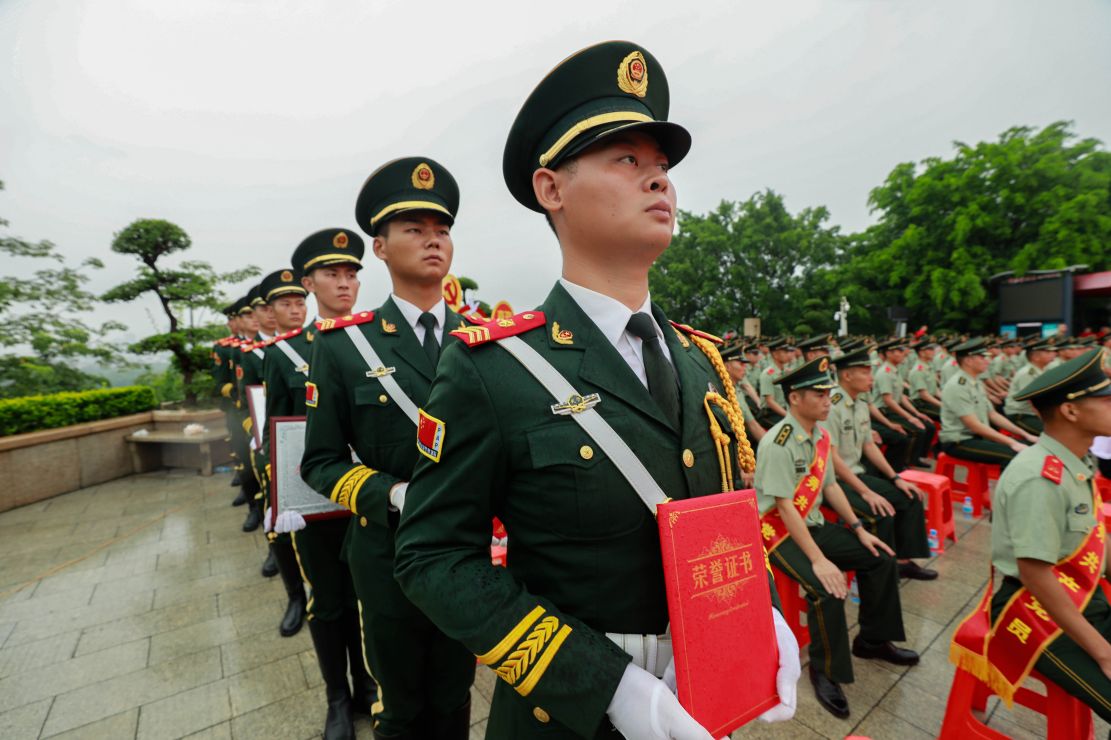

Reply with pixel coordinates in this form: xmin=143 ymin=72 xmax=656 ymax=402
xmin=274 ymin=510 xmax=307 ymax=534
xmin=757 ymin=609 xmax=801 ymax=723
xmin=263 ymin=508 xmax=273 ymax=534
xmin=389 ymin=482 xmax=408 ymax=513
xmin=607 ymin=663 xmax=713 ymax=740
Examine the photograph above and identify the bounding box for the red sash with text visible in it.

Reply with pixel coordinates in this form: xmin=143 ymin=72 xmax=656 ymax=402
xmin=759 ymin=429 xmax=830 ymax=553
xmin=950 ymin=465 xmax=1105 ymax=706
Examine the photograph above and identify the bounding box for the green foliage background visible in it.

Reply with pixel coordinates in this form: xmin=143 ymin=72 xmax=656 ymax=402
xmin=0 ymin=386 xmax=157 ymax=436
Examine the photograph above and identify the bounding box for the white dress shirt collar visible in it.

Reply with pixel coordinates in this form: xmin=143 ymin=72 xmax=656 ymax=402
xmin=391 ymin=294 xmax=447 ymax=343
xmin=559 ymin=278 xmax=663 ymax=344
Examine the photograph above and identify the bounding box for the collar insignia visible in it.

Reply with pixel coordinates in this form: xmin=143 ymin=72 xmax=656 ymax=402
xmin=552 ymin=322 xmax=574 ymax=345
xmin=381 ymin=319 xmax=397 ymax=334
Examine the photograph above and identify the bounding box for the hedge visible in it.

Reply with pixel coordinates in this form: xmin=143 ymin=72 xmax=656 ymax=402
xmin=0 ymin=386 xmax=158 ymax=437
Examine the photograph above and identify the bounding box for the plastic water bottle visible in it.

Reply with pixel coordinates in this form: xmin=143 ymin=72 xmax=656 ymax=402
xmin=849 ymin=578 xmax=860 ymax=605
xmin=928 ymin=528 xmax=940 ymax=554
xmin=962 ymin=496 xmax=973 ymax=518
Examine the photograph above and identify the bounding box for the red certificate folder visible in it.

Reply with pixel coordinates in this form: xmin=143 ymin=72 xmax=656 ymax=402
xmin=657 ymin=489 xmax=779 ymax=736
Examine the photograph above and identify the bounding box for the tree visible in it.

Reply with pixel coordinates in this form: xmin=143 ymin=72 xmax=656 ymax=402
xmin=862 ymin=121 xmax=1111 ymax=331
xmin=650 ymin=190 xmax=845 ymax=336
xmin=0 ymin=180 xmax=126 ymax=398
xmin=102 ymin=219 xmax=258 ymax=406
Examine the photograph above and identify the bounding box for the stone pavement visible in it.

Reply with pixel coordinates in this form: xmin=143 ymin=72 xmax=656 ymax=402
xmin=0 ymin=469 xmax=1106 ymax=739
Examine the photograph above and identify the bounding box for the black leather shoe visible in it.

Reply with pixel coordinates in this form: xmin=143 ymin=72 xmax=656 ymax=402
xmin=260 ymin=548 xmax=278 ymax=578
xmin=230 ymin=472 xmax=241 ymax=487
xmin=241 ymin=505 xmax=262 ymax=532
xmin=808 ymin=665 xmax=849 ymax=719
xmin=851 ymin=636 xmax=920 ymax=666
xmin=231 ymin=489 xmax=248 ymax=506
xmin=899 ymin=561 xmax=938 ymax=581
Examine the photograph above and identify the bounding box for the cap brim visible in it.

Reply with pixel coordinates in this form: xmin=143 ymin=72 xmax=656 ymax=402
xmin=560 ymin=119 xmax=690 ymax=169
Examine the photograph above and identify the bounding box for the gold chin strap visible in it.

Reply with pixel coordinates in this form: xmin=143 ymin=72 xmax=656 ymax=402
xmin=688 ymin=334 xmax=756 ymax=477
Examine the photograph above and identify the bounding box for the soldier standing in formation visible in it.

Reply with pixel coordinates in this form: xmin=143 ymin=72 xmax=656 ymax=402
xmin=300 ymin=159 xmax=476 ymax=739
xmin=394 ymin=41 xmax=800 ymax=739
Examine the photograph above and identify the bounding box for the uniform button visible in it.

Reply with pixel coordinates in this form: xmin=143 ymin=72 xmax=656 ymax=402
xmin=579 ymin=445 xmax=594 ymax=461
xmin=379 ymin=394 xmax=388 ymax=404
xmin=533 ymin=707 xmax=550 ymax=723
xmin=682 ymin=449 xmax=695 ymax=468
xmin=359 ymin=517 xmax=367 ymax=527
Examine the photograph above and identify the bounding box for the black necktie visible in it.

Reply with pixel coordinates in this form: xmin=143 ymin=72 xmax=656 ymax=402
xmin=627 ymin=312 xmax=681 ymax=428
xmin=418 ymin=312 xmax=440 ymax=364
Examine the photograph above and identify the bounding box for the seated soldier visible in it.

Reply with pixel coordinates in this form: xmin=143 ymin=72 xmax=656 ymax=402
xmin=758 ymin=338 xmax=795 ymax=427
xmin=983 ymin=349 xmax=1111 ymax=721
xmin=873 ymin=339 xmax=933 ymax=468
xmin=907 ymin=340 xmax=942 ymax=421
xmin=722 ymin=342 xmax=766 ymax=448
xmin=1003 ymin=340 xmax=1058 ymax=435
xmin=798 ymin=334 xmax=832 ymax=362
xmin=823 ymin=349 xmax=937 ymax=581
xmin=757 ymin=356 xmax=919 ymax=719
xmin=940 ymin=338 xmax=1037 ymax=467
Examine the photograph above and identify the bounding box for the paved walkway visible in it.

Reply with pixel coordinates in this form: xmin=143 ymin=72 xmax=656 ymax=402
xmin=0 ymin=470 xmax=1105 ymax=739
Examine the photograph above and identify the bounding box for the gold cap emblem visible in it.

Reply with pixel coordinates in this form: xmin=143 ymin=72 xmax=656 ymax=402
xmin=617 ymin=50 xmax=648 ymax=98
xmin=280 ymin=270 xmax=293 ymax=282
xmin=819 ymin=358 xmax=830 ymax=372
xmin=333 ymin=232 xmax=349 ymax=248
xmin=412 ymin=163 xmax=435 ymax=190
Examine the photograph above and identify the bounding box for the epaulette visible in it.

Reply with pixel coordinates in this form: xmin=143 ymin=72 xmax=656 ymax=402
xmin=831 ymin=392 xmax=842 ymax=404
xmin=669 ymin=321 xmax=723 ymax=345
xmin=240 ymin=340 xmax=263 ymax=353
xmin=1041 ymin=455 xmax=1063 ymax=484
xmin=271 ymin=327 xmax=303 ymax=344
xmin=450 ymin=311 xmax=546 ymax=348
xmin=316 ymin=311 xmax=375 ymax=333
xmin=774 ymin=424 xmax=793 ymax=446
xmin=463 ymin=312 xmax=487 ymax=325
xmin=958 ymin=376 xmax=967 ymax=385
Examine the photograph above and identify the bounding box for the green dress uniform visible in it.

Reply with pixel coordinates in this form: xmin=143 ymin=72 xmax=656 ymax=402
xmin=757 ymin=369 xmax=907 ymax=687
xmin=282 ymin=231 xmax=377 ymax=740
xmin=393 ymin=41 xmax=781 ymax=739
xmin=939 ymin=339 xmax=1016 ymax=467
xmin=940 ymin=355 xmax=961 ymax=386
xmin=989 ymin=349 xmax=1111 ymax=721
xmin=822 ymin=352 xmax=928 ymax=559
xmin=907 ymin=358 xmax=941 ymax=421
xmin=235 ymin=298 xmax=269 ymax=532
xmin=301 ymin=160 xmax=476 ymax=739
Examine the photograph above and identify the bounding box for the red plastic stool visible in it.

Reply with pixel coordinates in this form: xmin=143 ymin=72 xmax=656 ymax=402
xmin=899 ymin=469 xmax=957 ymax=553
xmin=773 ymin=573 xmax=810 ymax=650
xmin=935 ymin=453 xmax=1000 ymax=518
xmin=938 ymin=664 xmax=1094 ymax=739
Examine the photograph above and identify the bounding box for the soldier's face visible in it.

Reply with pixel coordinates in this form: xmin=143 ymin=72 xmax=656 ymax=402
xmin=239 ymin=311 xmax=258 ymax=334
xmin=373 ymin=213 xmax=453 ymax=287
xmin=791 ymin=388 xmax=831 ymax=421
xmin=546 ymin=131 xmax=676 ymax=258
xmin=1030 ymin=349 xmax=1055 ymax=367
xmin=1067 ymin=395 xmax=1111 ymax=436
xmin=843 ymin=366 xmax=873 ymax=394
xmin=271 ymin=295 xmax=306 ymax=331
xmin=303 ymin=265 xmax=360 ymax=315
xmin=254 ymin=304 xmax=278 ymax=333
xmin=918 ymin=348 xmax=935 ymax=362
xmin=725 ymin=359 xmax=745 ymax=381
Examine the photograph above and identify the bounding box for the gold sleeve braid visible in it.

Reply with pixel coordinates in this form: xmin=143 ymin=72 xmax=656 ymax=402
xmin=476 ymin=605 xmax=573 ymax=697
xmin=688 ymin=334 xmax=756 ymax=473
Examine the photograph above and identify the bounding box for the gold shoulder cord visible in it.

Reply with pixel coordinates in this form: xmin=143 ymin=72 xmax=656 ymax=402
xmin=688 ymin=335 xmax=757 ymax=491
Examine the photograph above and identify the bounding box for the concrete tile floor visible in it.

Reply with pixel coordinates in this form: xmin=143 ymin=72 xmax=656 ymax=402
xmin=0 ymin=470 xmax=1107 ymax=739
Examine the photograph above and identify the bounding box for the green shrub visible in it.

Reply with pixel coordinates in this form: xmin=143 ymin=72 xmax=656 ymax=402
xmin=0 ymin=386 xmax=158 ymax=436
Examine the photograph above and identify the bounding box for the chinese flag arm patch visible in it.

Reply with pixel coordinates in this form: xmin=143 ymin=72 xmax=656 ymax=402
xmin=1041 ymin=455 xmax=1063 ymax=484
xmin=305 ymin=381 xmax=319 ymax=408
xmin=416 ymin=409 xmax=445 ymax=463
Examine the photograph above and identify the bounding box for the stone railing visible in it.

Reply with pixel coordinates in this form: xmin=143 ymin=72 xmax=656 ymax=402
xmin=0 ymin=409 xmax=231 ymax=513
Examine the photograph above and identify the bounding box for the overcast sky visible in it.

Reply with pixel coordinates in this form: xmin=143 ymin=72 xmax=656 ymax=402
xmin=3 ymin=0 xmax=1110 ymax=342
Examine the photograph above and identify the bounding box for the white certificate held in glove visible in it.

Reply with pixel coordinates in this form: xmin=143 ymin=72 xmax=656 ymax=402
xmin=269 ymin=416 xmax=350 ymax=525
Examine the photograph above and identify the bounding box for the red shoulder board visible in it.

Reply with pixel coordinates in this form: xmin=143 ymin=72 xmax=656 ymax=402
xmin=1041 ymin=455 xmax=1063 ymax=485
xmin=668 ymin=321 xmax=723 ymax=345
xmin=462 ymin=312 xmax=487 ymax=325
xmin=450 ymin=311 xmax=546 ymax=348
xmin=239 ymin=341 xmax=256 ymax=353
xmin=316 ymin=311 xmax=375 ymax=333
xmin=272 ymin=327 xmax=303 ymax=343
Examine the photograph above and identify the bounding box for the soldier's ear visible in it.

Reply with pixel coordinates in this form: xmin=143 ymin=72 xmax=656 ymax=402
xmin=372 ymin=235 xmax=388 ymax=261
